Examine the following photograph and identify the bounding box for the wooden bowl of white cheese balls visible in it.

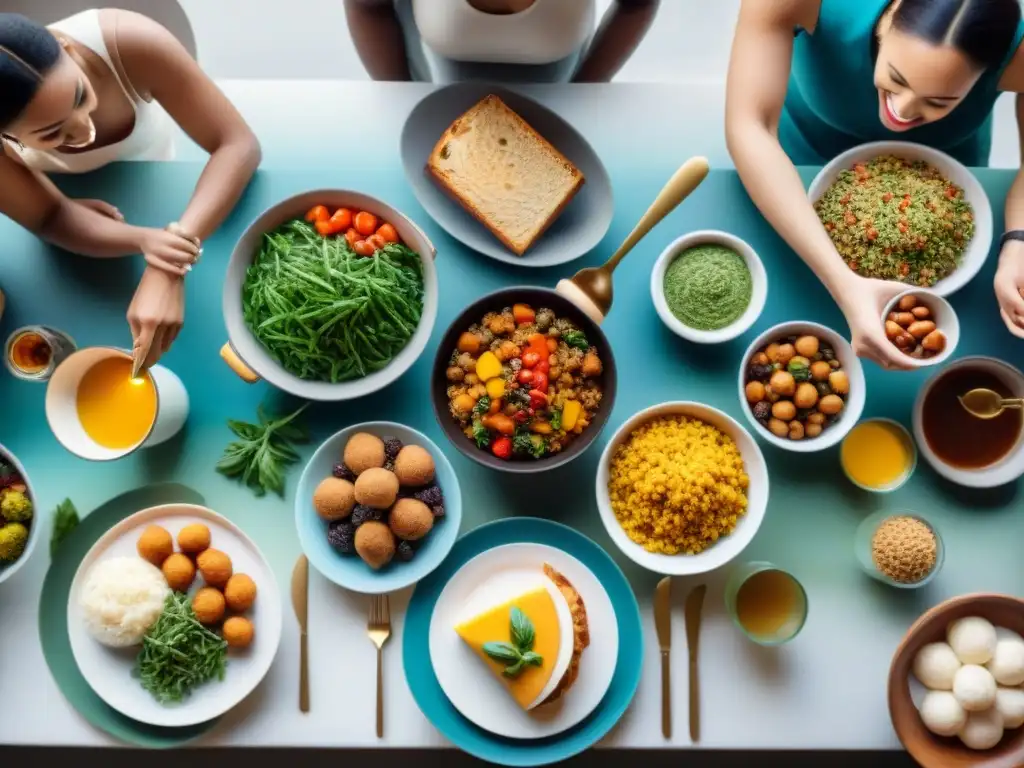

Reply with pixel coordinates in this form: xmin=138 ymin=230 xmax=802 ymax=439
xmin=888 ymin=594 xmax=1024 ymax=767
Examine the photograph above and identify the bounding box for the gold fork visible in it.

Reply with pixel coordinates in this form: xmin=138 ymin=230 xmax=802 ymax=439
xmin=368 ymin=594 xmax=392 ymax=738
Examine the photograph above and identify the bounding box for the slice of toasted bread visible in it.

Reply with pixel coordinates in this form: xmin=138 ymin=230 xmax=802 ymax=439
xmin=427 ymin=94 xmax=585 ymax=256
xmin=540 ymin=563 xmax=590 ymax=706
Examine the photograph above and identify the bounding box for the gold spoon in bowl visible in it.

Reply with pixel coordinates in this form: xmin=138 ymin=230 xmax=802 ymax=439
xmin=959 ymin=387 xmax=1024 ymax=419
xmin=556 ymin=156 xmax=710 ymax=324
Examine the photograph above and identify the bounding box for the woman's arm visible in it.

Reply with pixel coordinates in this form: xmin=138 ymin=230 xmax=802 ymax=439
xmin=993 ymin=55 xmax=1024 ymax=335
xmin=726 ymin=0 xmax=909 ymax=368
xmin=111 ymin=10 xmax=260 ymax=242
xmin=343 ymin=0 xmax=412 ymax=81
xmin=573 ymin=0 xmax=660 ymax=83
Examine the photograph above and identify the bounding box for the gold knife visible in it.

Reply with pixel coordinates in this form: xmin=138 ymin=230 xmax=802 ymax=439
xmin=685 ymin=584 xmax=707 ymax=742
xmin=654 ymin=576 xmax=672 ymax=739
xmin=291 ymin=554 xmax=310 ymax=713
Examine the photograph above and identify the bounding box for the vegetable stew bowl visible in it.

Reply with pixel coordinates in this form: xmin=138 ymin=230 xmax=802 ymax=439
xmin=738 ymin=321 xmax=867 ymax=453
xmin=0 ymin=443 xmax=38 ymax=585
xmin=807 ymin=141 xmax=993 ymax=298
xmin=221 ymin=189 xmax=439 ymax=401
xmin=430 ymin=287 xmax=617 ymax=474
xmin=594 ymin=401 xmax=769 ymax=576
xmin=888 ymin=593 xmax=1024 ymax=768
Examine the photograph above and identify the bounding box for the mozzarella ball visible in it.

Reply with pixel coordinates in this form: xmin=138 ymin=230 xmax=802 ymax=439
xmin=986 ymin=637 xmax=1024 ymax=687
xmin=919 ymin=690 xmax=967 ymax=737
xmin=995 ymin=687 xmax=1024 ymax=730
xmin=913 ymin=642 xmax=961 ymax=690
xmin=959 ymin=708 xmax=1004 ymax=751
xmin=948 ymin=617 xmax=998 ymax=665
xmin=953 ymin=664 xmax=998 ymax=711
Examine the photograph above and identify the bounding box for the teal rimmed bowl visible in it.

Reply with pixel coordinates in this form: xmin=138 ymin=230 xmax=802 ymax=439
xmin=295 ymin=421 xmax=462 ymax=595
xmin=403 ymin=517 xmax=642 ymax=766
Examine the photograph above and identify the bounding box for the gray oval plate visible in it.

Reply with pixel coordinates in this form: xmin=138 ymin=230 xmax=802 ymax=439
xmin=401 ymin=83 xmax=614 ymax=268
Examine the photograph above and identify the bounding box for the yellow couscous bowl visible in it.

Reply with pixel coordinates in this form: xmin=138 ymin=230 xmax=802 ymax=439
xmin=595 ymin=402 xmax=769 ymax=576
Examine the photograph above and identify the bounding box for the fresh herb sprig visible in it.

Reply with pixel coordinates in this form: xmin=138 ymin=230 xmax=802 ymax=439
xmin=50 ymin=498 xmax=79 ymax=557
xmin=217 ymin=403 xmax=309 ymax=497
xmin=562 ymin=330 xmax=590 ymax=351
xmin=135 ymin=592 xmax=228 ymax=704
xmin=482 ymin=606 xmax=543 ymax=677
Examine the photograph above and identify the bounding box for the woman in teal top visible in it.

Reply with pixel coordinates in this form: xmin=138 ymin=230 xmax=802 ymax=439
xmin=726 ymin=0 xmax=1024 ymax=368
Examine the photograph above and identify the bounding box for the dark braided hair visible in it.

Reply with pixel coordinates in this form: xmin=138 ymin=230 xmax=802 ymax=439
xmin=0 ymin=13 xmax=61 ymax=131
xmin=892 ymin=0 xmax=1022 ymax=70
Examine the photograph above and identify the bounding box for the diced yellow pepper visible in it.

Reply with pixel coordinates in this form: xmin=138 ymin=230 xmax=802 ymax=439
xmin=475 ymin=351 xmax=503 ymax=382
xmin=485 ymin=378 xmax=505 ymax=399
xmin=530 ymin=421 xmax=552 ymax=435
xmin=562 ymin=400 xmax=582 ymax=431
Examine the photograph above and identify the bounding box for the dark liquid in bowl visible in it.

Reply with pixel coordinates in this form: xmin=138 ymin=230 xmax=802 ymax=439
xmin=922 ymin=367 xmax=1023 ymax=469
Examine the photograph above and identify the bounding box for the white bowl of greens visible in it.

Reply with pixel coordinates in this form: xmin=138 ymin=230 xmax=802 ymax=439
xmin=221 ymin=189 xmax=439 ymax=401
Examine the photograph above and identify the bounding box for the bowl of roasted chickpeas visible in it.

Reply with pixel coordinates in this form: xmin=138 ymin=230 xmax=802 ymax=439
xmin=738 ymin=321 xmax=866 ymax=452
xmin=881 ymin=290 xmax=959 ymax=368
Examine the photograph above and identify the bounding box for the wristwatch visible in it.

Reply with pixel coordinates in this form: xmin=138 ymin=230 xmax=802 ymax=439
xmin=999 ymin=230 xmax=1024 ymax=249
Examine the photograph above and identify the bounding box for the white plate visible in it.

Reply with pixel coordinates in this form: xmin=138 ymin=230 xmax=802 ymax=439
xmin=67 ymin=503 xmax=282 ymax=728
xmin=428 ymin=543 xmax=618 ymax=739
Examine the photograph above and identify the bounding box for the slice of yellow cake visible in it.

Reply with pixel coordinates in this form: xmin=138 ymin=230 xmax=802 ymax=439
xmin=454 ymin=564 xmax=589 ymax=711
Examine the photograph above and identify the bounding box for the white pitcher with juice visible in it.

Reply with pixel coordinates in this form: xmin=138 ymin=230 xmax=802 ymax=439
xmin=45 ymin=347 xmax=189 ymax=461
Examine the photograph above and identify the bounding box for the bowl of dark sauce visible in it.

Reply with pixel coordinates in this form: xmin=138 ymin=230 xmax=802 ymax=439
xmin=913 ymin=357 xmax=1024 ymax=488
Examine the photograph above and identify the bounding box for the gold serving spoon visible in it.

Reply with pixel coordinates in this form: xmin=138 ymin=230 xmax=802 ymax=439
xmin=959 ymin=388 xmax=1024 ymax=420
xmin=556 ymin=156 xmax=711 ymax=324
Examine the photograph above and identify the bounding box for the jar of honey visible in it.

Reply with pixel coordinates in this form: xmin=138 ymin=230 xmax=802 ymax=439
xmin=4 ymin=326 xmax=76 ymax=382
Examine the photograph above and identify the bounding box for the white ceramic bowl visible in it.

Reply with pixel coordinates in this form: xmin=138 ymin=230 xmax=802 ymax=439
xmin=913 ymin=356 xmax=1024 ymax=488
xmin=595 ymin=401 xmax=769 ymax=576
xmin=0 ymin=443 xmax=39 ymax=585
xmin=808 ymin=141 xmax=992 ymax=298
xmin=650 ymin=230 xmax=767 ymax=344
xmin=221 ymin=189 xmax=439 ymax=401
xmin=738 ymin=321 xmax=867 ymax=452
xmin=880 ymin=289 xmax=960 ymax=368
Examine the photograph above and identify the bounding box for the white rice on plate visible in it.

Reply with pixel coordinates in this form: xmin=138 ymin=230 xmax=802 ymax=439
xmin=80 ymin=556 xmax=170 ymax=648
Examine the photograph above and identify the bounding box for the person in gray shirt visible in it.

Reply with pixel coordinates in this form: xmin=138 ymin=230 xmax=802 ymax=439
xmin=344 ymin=0 xmax=660 ymax=84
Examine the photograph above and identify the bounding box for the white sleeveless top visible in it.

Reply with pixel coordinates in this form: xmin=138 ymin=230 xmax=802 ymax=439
xmin=11 ymin=10 xmax=174 ymax=174
xmin=407 ymin=0 xmax=594 ymax=80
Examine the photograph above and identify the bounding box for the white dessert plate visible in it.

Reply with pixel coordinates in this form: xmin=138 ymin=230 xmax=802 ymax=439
xmin=428 ymin=542 xmax=618 ymax=740
xmin=67 ymin=503 xmax=282 ymax=728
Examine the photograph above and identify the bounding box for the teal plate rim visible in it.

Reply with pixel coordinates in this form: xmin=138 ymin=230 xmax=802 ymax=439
xmin=38 ymin=483 xmax=219 ymax=748
xmin=403 ymin=516 xmax=643 ymax=766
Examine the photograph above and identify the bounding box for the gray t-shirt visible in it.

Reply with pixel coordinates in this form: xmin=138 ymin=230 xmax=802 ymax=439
xmin=394 ymin=0 xmax=589 ymax=83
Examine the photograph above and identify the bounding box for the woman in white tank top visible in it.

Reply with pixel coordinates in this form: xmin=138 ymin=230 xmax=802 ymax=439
xmin=0 ymin=10 xmax=260 ymax=369
xmin=345 ymin=0 xmax=660 ymax=83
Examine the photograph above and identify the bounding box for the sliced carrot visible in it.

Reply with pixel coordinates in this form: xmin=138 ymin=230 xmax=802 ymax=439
xmin=344 ymin=228 xmax=360 ymax=247
xmin=314 ymin=220 xmax=334 ymax=236
xmin=305 ymin=205 xmax=329 ymax=223
xmin=376 ymin=222 xmax=399 ymax=243
xmin=512 ymin=304 xmax=535 ymax=325
xmin=354 ymin=211 xmax=378 ymax=236
xmin=353 ymin=239 xmax=375 ymax=257
xmin=367 ymin=234 xmax=386 ymax=251
xmin=329 ymin=208 xmax=352 ymax=231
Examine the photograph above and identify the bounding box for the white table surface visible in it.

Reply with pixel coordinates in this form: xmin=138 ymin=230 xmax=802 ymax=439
xmin=2 ymin=81 xmax=1011 ymax=753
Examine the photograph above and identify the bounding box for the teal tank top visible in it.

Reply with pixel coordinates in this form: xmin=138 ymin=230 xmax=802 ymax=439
xmin=782 ymin=0 xmax=1024 ymax=166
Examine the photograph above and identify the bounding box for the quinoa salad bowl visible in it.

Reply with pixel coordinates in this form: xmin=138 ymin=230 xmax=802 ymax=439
xmin=431 ymin=287 xmax=617 ymax=474
xmin=808 ymin=141 xmax=992 ymax=298
xmin=595 ymin=402 xmax=769 ymax=576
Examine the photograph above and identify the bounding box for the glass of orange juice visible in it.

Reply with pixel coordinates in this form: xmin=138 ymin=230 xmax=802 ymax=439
xmin=840 ymin=418 xmax=917 ymax=493
xmin=44 ymin=347 xmax=189 ymax=460
xmin=725 ymin=562 xmax=808 ymax=646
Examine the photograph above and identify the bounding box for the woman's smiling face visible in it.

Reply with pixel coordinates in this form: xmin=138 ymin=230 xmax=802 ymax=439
xmin=5 ymin=47 xmax=98 ymax=150
xmin=874 ymin=25 xmax=982 ymax=132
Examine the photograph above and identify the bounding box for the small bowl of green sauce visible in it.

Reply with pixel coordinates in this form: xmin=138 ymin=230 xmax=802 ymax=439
xmin=651 ymin=230 xmax=767 ymax=344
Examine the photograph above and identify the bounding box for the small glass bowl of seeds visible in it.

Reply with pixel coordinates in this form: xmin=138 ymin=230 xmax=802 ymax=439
xmin=855 ymin=510 xmax=944 ymax=589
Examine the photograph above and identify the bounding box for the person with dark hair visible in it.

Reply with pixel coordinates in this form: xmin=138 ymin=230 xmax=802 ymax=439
xmin=0 ymin=10 xmax=260 ymax=370
xmin=725 ymin=0 xmax=1024 ymax=366
xmin=344 ymin=0 xmax=660 ymax=83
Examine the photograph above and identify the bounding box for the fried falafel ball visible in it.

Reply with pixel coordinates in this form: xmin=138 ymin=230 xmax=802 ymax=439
xmin=354 ymin=521 xmax=395 ymax=570
xmin=353 ymin=467 xmax=399 ymax=510
xmin=136 ymin=525 xmax=174 ymax=567
xmin=162 ymin=552 xmax=197 ymax=592
xmin=177 ymin=523 xmax=212 ymax=554
xmin=313 ymin=477 xmax=356 ymax=521
xmin=224 ymin=573 xmax=258 ymax=612
xmin=343 ymin=433 xmax=386 ymax=476
xmin=223 ymin=616 xmax=255 ymax=649
xmin=389 ymin=498 xmax=434 ymax=541
xmin=197 ymin=548 xmax=233 ymax=588
xmin=393 ymin=445 xmax=435 ymax=487
xmin=193 ymin=586 xmax=226 ymax=625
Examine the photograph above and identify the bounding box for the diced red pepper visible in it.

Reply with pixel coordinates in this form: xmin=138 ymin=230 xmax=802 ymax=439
xmin=866 ymin=227 xmax=878 ymax=241
xmin=492 ymin=437 xmax=512 ymax=460
xmin=520 ymin=351 xmax=540 ymax=369
xmin=844 ymin=212 xmax=857 ymax=226
xmin=528 ymin=389 xmax=548 ymax=410
xmin=534 ymin=359 xmax=549 ymax=376
xmin=882 ymin=192 xmax=893 ymax=203
xmin=899 ymin=198 xmax=911 ymax=211
xmin=513 ymin=410 xmax=529 ymax=424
